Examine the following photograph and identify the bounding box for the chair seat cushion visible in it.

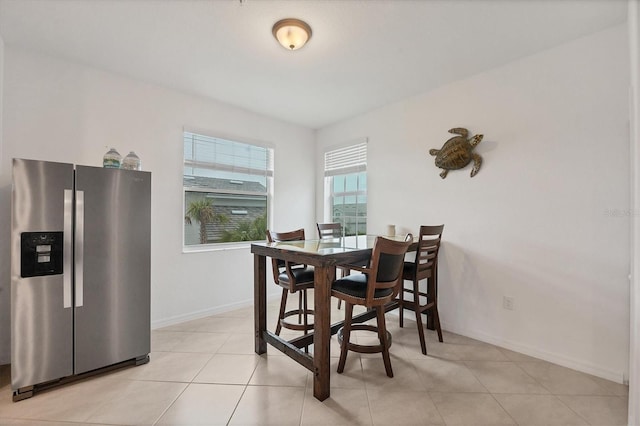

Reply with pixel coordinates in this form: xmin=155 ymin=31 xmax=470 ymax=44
xmin=332 ymin=274 xmax=393 ymax=300
xmin=278 ymin=266 xmax=315 ymax=287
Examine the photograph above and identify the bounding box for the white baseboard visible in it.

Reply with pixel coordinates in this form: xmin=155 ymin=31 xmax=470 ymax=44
xmin=441 ymin=320 xmax=625 ymax=384
xmin=151 ymin=292 xmax=280 ymax=330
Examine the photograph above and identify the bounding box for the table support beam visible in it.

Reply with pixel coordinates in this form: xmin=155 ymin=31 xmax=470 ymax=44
xmin=263 ymin=330 xmax=314 ymax=371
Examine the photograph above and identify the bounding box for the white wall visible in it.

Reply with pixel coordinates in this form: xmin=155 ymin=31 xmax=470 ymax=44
xmin=627 ymin=0 xmax=639 ymax=422
xmin=316 ymin=25 xmax=630 ymax=382
xmin=0 ymin=47 xmax=316 ymax=362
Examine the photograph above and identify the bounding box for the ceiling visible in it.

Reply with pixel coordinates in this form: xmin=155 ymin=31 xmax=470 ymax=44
xmin=0 ymin=0 xmax=628 ymax=129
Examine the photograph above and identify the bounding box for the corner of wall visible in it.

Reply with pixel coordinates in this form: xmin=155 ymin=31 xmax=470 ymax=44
xmin=627 ymin=0 xmax=640 ymax=423
xmin=1 ymin=31 xmax=4 ymax=173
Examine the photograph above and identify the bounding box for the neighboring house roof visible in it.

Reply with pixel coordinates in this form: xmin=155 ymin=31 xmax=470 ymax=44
xmin=184 ymin=175 xmax=267 ymax=193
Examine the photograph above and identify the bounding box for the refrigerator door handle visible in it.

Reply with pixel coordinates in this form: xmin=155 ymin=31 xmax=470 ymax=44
xmin=75 ymin=190 xmax=84 ymax=307
xmin=63 ymin=189 xmax=73 ymax=309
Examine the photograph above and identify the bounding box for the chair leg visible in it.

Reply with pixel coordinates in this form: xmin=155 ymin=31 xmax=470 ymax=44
xmin=376 ymin=305 xmax=393 ymax=377
xmin=336 ymin=267 xmax=347 ymax=310
xmin=398 ymin=281 xmax=405 ymax=328
xmin=413 ymin=279 xmax=427 ymax=355
xmin=298 ymin=291 xmax=303 ymax=323
xmin=337 ymin=302 xmax=353 ymax=374
xmin=302 ymin=289 xmax=309 ymax=334
xmin=276 ymin=288 xmax=288 ymax=336
xmin=302 ymin=289 xmax=310 ymax=354
xmin=432 ymin=300 xmax=443 ymax=342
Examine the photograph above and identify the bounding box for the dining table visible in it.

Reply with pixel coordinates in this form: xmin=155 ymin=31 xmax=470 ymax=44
xmin=251 ymin=234 xmax=418 ymax=401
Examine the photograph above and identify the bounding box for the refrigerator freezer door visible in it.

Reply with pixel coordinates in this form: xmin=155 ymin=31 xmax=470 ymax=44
xmin=11 ymin=159 xmax=74 ymax=390
xmin=74 ymin=166 xmax=151 ymax=374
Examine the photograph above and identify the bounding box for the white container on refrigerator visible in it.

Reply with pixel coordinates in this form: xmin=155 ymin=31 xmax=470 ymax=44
xmin=10 ymin=159 xmax=151 ymax=401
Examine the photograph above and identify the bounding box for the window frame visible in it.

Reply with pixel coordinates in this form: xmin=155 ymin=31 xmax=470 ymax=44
xmin=323 ymin=139 xmax=368 ymax=237
xmin=182 ymin=130 xmax=274 ymax=251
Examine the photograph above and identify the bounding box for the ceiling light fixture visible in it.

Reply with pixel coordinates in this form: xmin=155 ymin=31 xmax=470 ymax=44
xmin=272 ymin=18 xmax=312 ymax=51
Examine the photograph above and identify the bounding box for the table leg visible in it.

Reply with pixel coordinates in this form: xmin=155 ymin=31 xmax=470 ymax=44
xmin=254 ymin=253 xmax=267 ymax=354
xmin=313 ymin=265 xmax=333 ymax=401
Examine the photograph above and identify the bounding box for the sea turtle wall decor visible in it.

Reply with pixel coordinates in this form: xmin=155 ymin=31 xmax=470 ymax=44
xmin=429 ymin=127 xmax=484 ymax=179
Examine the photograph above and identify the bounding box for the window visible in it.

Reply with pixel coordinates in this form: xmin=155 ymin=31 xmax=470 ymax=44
xmin=183 ymin=131 xmax=273 ymax=246
xmin=324 ymin=140 xmax=367 ymax=236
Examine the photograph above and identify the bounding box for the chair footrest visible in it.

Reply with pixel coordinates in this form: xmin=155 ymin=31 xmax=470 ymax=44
xmin=397 ymin=301 xmax=435 ymax=314
xmin=402 ymin=288 xmax=429 ymax=296
xmin=280 ymin=309 xmax=314 ymax=332
xmin=337 ymin=324 xmax=392 ymax=354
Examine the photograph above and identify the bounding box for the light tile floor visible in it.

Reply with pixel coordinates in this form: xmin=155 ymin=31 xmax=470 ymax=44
xmin=0 ymin=298 xmax=629 ymax=425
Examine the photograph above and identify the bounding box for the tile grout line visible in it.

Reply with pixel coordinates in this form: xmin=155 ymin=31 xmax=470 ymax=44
xmin=226 ymin=383 xmax=251 ymax=426
xmin=423 ymin=390 xmax=448 ymax=426
xmin=298 ymin=370 xmax=311 ymax=426
xmin=361 ymin=355 xmax=377 ymax=426
xmin=151 ymin=380 xmax=192 ymax=426
xmin=464 ymin=358 xmax=601 ymax=426
xmin=488 ymin=391 xmax=523 ymax=426
xmin=461 ymin=359 xmax=520 ymax=425
xmin=512 ymin=360 xmax=556 ymax=395
xmin=226 ymin=349 xmax=271 ymax=425
xmin=552 ymin=394 xmax=594 ymax=426
xmin=152 ymin=348 xmax=217 ymax=426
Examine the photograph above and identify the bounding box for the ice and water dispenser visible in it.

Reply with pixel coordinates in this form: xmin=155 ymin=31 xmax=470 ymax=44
xmin=20 ymin=232 xmax=64 ymax=277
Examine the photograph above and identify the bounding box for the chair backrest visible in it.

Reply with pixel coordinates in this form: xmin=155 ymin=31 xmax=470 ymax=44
xmin=413 ymin=225 xmax=444 ymax=280
xmin=317 ymin=222 xmax=342 ymax=239
xmin=266 ymin=228 xmax=305 ymax=284
xmin=365 ymin=235 xmax=413 ymax=305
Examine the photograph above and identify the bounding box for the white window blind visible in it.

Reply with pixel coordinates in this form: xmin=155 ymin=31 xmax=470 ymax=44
xmin=184 ymin=132 xmax=273 ymax=185
xmin=324 ymin=140 xmax=367 ymax=177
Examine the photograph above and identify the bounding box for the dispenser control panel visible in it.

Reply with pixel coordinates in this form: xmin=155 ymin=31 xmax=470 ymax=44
xmin=21 ymin=232 xmax=64 ymax=277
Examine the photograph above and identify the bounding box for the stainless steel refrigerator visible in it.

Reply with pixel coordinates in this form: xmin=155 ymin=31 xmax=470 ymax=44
xmin=11 ymin=158 xmax=151 ymax=401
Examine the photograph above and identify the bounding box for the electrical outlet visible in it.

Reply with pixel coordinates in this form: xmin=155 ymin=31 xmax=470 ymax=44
xmin=503 ymin=296 xmax=515 ymax=310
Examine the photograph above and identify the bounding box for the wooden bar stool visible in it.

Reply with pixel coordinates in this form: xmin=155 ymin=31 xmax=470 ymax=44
xmin=316 ymin=222 xmax=343 ymax=239
xmin=331 ymin=235 xmax=412 ymax=377
xmin=317 ymin=222 xmax=349 ymax=310
xmin=398 ymin=225 xmax=444 ymax=355
xmin=266 ymin=229 xmax=315 ymax=336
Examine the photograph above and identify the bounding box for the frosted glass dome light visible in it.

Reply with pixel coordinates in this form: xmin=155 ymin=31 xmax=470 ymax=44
xmin=272 ymin=18 xmax=312 ymax=51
